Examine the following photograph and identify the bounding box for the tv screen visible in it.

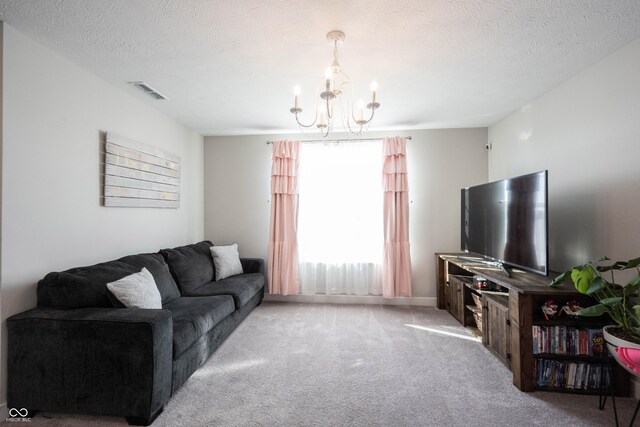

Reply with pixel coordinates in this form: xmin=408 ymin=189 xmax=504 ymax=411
xmin=461 ymin=170 xmax=548 ymax=276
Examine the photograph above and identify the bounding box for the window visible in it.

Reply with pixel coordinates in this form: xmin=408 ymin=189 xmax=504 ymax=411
xmin=297 ymin=141 xmax=383 ymax=295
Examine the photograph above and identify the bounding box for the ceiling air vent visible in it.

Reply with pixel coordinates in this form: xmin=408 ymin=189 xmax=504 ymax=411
xmin=128 ymin=81 xmax=169 ymax=100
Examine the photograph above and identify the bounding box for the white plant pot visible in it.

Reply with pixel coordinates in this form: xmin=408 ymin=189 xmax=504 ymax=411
xmin=603 ymin=325 xmax=640 ymax=377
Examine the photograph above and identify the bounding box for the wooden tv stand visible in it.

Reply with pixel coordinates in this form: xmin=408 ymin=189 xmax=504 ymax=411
xmin=436 ymin=253 xmax=630 ymax=395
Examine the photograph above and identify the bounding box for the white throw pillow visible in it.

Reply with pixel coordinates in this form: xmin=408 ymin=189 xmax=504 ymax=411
xmin=210 ymin=243 xmax=244 ymax=281
xmin=106 ymin=267 xmax=162 ymax=309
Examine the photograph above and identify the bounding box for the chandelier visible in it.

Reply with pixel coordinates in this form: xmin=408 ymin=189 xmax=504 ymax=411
xmin=290 ymin=30 xmax=380 ymax=137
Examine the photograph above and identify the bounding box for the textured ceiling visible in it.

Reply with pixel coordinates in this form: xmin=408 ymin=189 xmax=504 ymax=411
xmin=1 ymin=0 xmax=640 ymax=135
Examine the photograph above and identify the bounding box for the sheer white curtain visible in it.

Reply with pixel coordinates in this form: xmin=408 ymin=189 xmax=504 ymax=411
xmin=298 ymin=141 xmax=383 ymax=295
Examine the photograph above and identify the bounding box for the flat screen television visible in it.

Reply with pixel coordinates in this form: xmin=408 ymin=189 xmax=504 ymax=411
xmin=461 ymin=170 xmax=548 ymax=276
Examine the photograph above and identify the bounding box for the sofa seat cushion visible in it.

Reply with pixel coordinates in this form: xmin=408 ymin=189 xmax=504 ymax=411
xmin=118 ymin=253 xmax=181 ymax=305
xmin=183 ymin=273 xmax=264 ymax=309
xmin=161 ymin=241 xmax=215 ymax=294
xmin=164 ymin=296 xmax=235 ymax=358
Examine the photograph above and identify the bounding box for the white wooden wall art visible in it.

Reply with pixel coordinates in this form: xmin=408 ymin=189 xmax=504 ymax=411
xmin=104 ymin=132 xmax=181 ymax=208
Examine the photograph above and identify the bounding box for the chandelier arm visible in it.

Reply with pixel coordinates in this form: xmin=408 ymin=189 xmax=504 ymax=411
xmin=345 ymin=113 xmax=365 ymax=136
xmin=350 ymin=105 xmax=359 ymax=124
xmin=360 ymin=107 xmax=376 ymax=125
xmin=339 ymin=71 xmax=351 ymax=82
xmin=349 ymin=104 xmax=376 ymax=127
xmin=293 ymin=111 xmax=318 ymax=128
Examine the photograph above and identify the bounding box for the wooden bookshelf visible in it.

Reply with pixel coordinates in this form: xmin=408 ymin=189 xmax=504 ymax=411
xmin=436 ymin=252 xmax=630 ymax=396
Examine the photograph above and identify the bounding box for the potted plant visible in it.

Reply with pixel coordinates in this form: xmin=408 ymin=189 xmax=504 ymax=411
xmin=550 ymin=256 xmax=640 ymax=374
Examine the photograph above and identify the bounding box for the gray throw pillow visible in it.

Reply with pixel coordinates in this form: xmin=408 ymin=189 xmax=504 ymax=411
xmin=210 ymin=243 xmax=244 ymax=281
xmin=106 ymin=267 xmax=162 ymax=309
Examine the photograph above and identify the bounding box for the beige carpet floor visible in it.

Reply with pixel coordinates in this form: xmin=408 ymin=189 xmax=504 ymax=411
xmin=10 ymin=302 xmax=639 ymax=426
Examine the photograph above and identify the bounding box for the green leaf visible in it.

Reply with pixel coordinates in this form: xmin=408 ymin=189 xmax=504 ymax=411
xmin=634 ymin=305 xmax=640 ymax=319
xmin=571 ymin=266 xmax=595 ymax=294
xmin=599 ymin=297 xmax=622 ymax=306
xmin=596 ymin=261 xmax=627 ymax=272
xmin=576 ymin=304 xmax=607 ymax=317
xmin=549 ymin=271 xmax=570 ymax=287
xmin=622 ymin=257 xmax=640 ymax=270
xmin=623 ymin=282 xmax=640 ymax=296
xmin=586 ymin=276 xmax=606 ymax=294
xmin=628 ymin=276 xmax=640 ymax=287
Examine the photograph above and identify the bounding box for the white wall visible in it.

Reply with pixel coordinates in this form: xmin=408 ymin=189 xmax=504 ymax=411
xmin=488 ymin=37 xmax=640 ymax=272
xmin=0 ymin=24 xmax=204 ymax=411
xmin=0 ymin=20 xmax=3 ymax=417
xmin=204 ymin=128 xmax=487 ymax=300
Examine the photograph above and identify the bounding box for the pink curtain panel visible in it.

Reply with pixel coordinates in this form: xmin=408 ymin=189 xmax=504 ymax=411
xmin=382 ymin=136 xmax=412 ymax=297
xmin=267 ymin=140 xmax=300 ymax=295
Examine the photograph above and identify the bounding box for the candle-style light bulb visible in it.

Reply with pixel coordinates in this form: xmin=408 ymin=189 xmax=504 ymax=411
xmin=325 ymin=68 xmax=333 ymax=91
xmin=370 ymin=81 xmax=377 ymax=104
xmin=293 ymin=85 xmax=301 ymax=109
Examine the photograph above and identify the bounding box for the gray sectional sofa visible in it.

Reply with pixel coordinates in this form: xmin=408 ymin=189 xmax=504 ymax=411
xmin=7 ymin=240 xmax=265 ymax=425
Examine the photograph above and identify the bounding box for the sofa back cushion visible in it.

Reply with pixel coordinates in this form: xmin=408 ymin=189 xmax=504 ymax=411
xmin=38 ymin=260 xmax=140 ymax=309
xmin=160 ymin=241 xmax=214 ymax=293
xmin=118 ymin=253 xmax=181 ymax=305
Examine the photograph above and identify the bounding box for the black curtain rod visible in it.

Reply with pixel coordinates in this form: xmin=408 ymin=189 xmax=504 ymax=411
xmin=266 ymin=136 xmax=412 ymax=144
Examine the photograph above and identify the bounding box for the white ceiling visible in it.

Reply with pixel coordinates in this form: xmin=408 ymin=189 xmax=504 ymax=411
xmin=1 ymin=1 xmax=640 ymax=136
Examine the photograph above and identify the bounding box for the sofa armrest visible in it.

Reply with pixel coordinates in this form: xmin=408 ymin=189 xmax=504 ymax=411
xmin=8 ymin=307 xmax=172 ymax=423
xmin=240 ymin=258 xmax=265 ymax=276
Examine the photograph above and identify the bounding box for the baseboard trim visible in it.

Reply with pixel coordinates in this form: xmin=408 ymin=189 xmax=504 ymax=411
xmin=263 ymin=294 xmax=437 ymax=306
